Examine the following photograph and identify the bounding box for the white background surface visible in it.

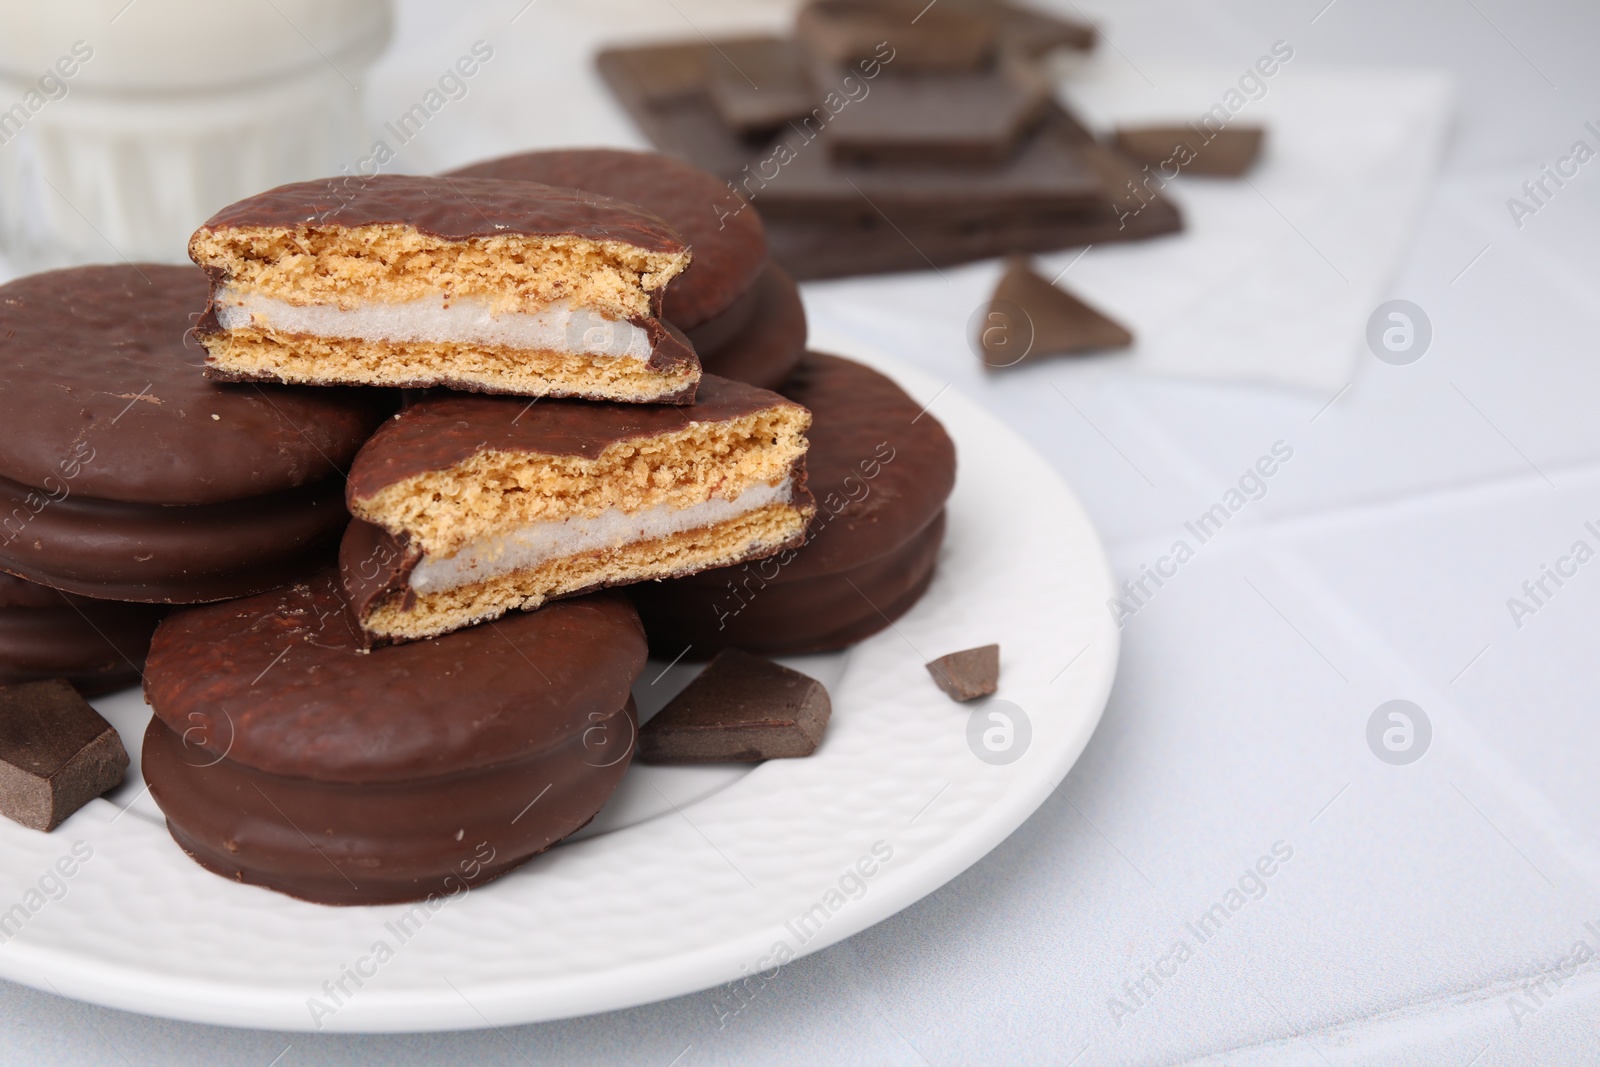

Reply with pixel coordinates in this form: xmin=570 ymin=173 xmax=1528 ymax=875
xmin=3 ymin=0 xmax=1600 ymax=1062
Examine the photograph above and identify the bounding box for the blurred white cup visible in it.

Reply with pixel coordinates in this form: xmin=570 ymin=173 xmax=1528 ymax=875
xmin=0 ymin=0 xmax=392 ymax=272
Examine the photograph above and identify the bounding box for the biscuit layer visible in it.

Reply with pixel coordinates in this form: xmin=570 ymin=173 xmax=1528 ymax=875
xmin=190 ymin=224 xmax=688 ymax=322
xmin=352 ymin=406 xmax=809 ymax=558
xmin=363 ymin=503 xmax=808 ymax=641
xmin=204 ymin=328 xmax=698 ymax=402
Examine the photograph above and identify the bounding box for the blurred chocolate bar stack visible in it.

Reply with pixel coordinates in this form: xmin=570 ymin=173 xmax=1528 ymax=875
xmin=598 ymin=0 xmax=1181 ymax=280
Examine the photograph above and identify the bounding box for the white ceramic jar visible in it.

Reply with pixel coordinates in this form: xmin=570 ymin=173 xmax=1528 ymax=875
xmin=0 ymin=0 xmax=392 ymax=272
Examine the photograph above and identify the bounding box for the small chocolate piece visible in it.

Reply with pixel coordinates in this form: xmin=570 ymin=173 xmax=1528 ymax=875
xmin=980 ymin=258 xmax=1131 ymax=368
xmin=995 ymin=3 xmax=1095 ymax=56
xmin=0 ymin=679 xmax=128 ymax=831
xmin=706 ymin=37 xmax=818 ymax=135
xmin=821 ymin=57 xmax=1051 ymax=167
xmin=1112 ymin=125 xmax=1265 ymax=177
xmin=925 ymin=644 xmax=999 ymax=702
xmin=639 ymin=648 xmax=831 ymax=763
xmin=797 ymin=0 xmax=998 ymax=73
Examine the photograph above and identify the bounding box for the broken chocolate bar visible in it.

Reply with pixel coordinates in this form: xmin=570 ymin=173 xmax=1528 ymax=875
xmin=706 ymin=37 xmax=818 ymax=135
xmin=1112 ymin=125 xmax=1265 ymax=177
xmin=797 ymin=0 xmax=998 ymax=72
xmin=638 ymin=648 xmax=831 ymax=763
xmin=0 ymin=679 xmax=128 ymax=831
xmin=592 ymin=42 xmax=1184 ymax=278
xmin=926 ymin=644 xmax=999 ymax=702
xmin=821 ymin=54 xmax=1051 ymax=167
xmin=979 ymin=258 xmax=1132 ymax=367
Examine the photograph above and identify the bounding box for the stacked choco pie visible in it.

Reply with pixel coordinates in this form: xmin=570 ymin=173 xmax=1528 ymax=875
xmin=0 ymin=151 xmax=955 ymax=906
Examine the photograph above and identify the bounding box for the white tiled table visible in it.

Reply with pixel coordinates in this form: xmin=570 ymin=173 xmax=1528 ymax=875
xmin=4 ymin=0 xmax=1600 ymax=1062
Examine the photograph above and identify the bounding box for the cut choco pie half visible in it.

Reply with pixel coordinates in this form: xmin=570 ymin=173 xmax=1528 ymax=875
xmin=340 ymin=375 xmax=814 ymax=643
xmin=142 ymin=573 xmax=643 ymax=906
xmin=189 ymin=175 xmax=701 ymax=403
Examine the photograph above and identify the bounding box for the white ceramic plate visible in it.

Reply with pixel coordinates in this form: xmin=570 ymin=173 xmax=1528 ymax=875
xmin=0 ymin=345 xmax=1119 ymax=1032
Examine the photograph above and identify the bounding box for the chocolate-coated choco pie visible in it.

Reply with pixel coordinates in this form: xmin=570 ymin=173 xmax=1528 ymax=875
xmin=0 ymin=265 xmax=385 ymax=603
xmin=341 ymin=375 xmax=814 ymax=643
xmin=142 ymin=573 xmax=644 ymax=905
xmin=191 ymin=175 xmax=701 ymax=403
xmin=446 ymin=149 xmax=807 ymax=388
xmin=631 ymin=352 xmax=955 ymax=655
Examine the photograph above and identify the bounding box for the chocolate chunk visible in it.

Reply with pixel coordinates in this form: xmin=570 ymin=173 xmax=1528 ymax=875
xmin=797 ymin=0 xmax=998 ymax=72
xmin=821 ymin=57 xmax=1051 ymax=167
xmin=707 ymin=37 xmax=818 ymax=134
xmin=1112 ymin=125 xmax=1265 ymax=177
xmin=995 ymin=3 xmax=1095 ymax=56
xmin=925 ymin=644 xmax=999 ymax=702
xmin=980 ymin=258 xmax=1132 ymax=367
xmin=638 ymin=648 xmax=831 ymax=763
xmin=631 ymin=353 xmax=954 ymax=657
xmin=0 ymin=679 xmax=128 ymax=831
xmin=762 ymin=192 xmax=1179 ymax=280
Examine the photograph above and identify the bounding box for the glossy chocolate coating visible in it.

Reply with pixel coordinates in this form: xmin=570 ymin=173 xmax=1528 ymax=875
xmin=144 ymin=572 xmax=646 ymax=782
xmin=199 ymin=312 xmax=701 ymax=393
xmin=0 ymin=473 xmax=348 ymax=603
xmin=0 ymin=265 xmax=387 ymax=506
xmin=144 ymin=698 xmax=635 ymax=906
xmin=346 ymin=373 xmax=804 ymax=505
xmin=142 ymin=573 xmax=644 ymax=905
xmin=593 ymin=46 xmax=1185 ymax=279
xmin=630 ymin=353 xmax=955 ymax=655
xmin=0 ymin=574 xmax=163 ymax=695
xmin=635 ymin=509 xmax=944 ymax=656
xmin=194 ymin=175 xmax=687 ymax=257
xmin=690 ymin=261 xmax=808 ymax=390
xmin=445 ymin=149 xmax=765 ymax=330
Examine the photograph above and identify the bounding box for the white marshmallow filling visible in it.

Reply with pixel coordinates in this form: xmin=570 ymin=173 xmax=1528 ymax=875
xmin=408 ymin=479 xmax=795 ymax=595
xmin=213 ymin=288 xmax=656 ymax=361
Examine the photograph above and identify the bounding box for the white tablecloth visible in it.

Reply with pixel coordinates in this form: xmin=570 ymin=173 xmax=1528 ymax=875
xmin=5 ymin=0 xmax=1600 ymax=1062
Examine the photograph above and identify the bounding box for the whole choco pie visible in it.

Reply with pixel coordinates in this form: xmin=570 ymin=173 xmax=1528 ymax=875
xmin=0 ymin=265 xmax=386 ymax=603
xmin=142 ymin=571 xmax=644 ymax=905
xmin=446 ymin=149 xmax=807 ymax=389
xmin=631 ymin=352 xmax=955 ymax=655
